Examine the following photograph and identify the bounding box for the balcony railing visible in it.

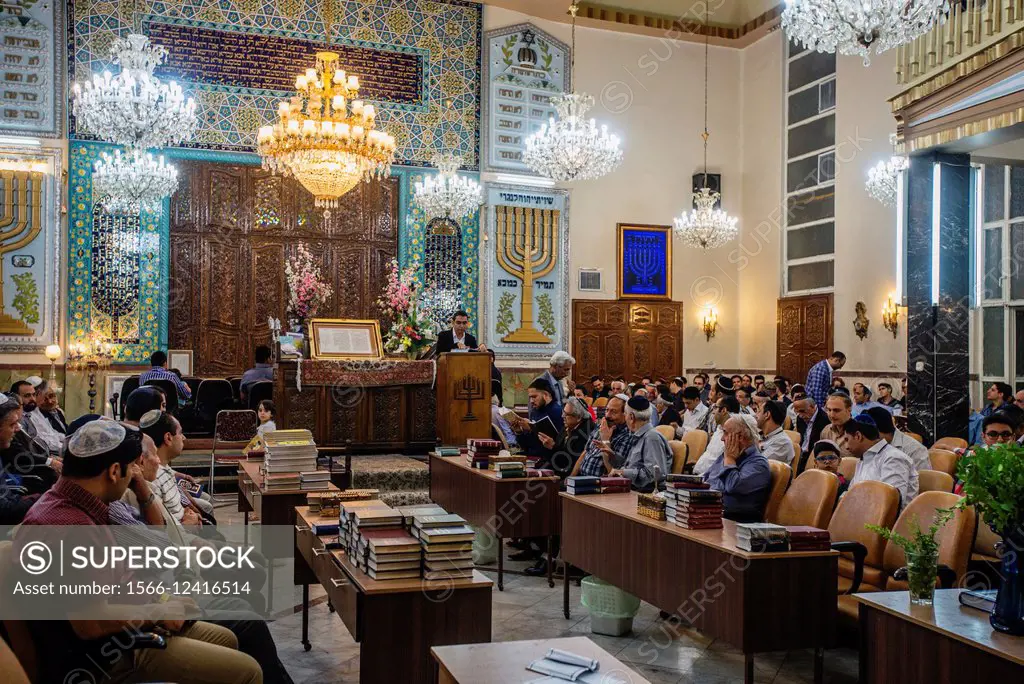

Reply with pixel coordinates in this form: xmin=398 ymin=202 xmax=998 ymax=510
xmin=896 ymin=0 xmax=1024 ymax=86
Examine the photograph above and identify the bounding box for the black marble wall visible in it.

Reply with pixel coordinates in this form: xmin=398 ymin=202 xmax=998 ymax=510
xmin=905 ymin=152 xmax=972 ymax=442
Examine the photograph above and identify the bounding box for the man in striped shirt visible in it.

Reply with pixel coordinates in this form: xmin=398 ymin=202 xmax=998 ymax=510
xmin=140 ymin=410 xmax=203 ymax=526
xmin=140 ymin=350 xmax=192 ymax=404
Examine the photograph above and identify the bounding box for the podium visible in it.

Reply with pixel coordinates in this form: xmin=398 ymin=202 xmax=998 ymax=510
xmin=435 ymin=352 xmax=492 ymax=446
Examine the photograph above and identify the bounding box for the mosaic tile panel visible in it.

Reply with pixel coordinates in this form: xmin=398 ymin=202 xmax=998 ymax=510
xmin=68 ymin=0 xmax=481 ymax=166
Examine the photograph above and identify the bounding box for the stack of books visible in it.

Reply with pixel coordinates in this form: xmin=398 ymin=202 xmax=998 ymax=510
xmin=336 ymin=489 xmax=379 ymax=501
xmin=599 ymin=476 xmax=630 ymax=493
xmin=784 ymin=526 xmax=831 ymax=552
xmin=435 ymin=446 xmax=462 ymax=457
xmin=466 ymin=439 xmax=502 ymax=468
xmin=356 ymin=528 xmax=422 ymax=580
xmin=735 ymin=523 xmax=790 ymax=552
xmin=394 ymin=503 xmax=446 ymax=529
xmin=492 ymin=455 xmax=526 ymax=479
xmin=663 ymin=487 xmax=723 ymax=529
xmin=338 ymin=500 xmax=392 ymax=552
xmin=263 ymin=429 xmax=318 ymax=477
xmin=525 ymin=467 xmax=555 ymax=477
xmin=565 ymin=476 xmax=601 ymax=495
xmin=264 ymin=472 xmax=300 ymax=491
xmin=299 ymin=470 xmax=331 ymax=491
xmin=416 ymin=515 xmax=475 ymax=581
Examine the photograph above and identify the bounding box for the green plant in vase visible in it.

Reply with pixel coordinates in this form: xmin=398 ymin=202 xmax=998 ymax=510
xmin=866 ymin=508 xmax=955 ymax=606
xmin=955 ymin=443 xmax=1024 ymax=634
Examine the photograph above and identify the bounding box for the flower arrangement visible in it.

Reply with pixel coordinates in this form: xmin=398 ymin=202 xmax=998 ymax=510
xmin=376 ymin=258 xmax=435 ymax=356
xmin=285 ymin=244 xmax=333 ymax=326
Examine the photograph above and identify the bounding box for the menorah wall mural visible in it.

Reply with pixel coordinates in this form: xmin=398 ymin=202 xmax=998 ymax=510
xmin=0 ymin=146 xmax=60 ymax=352
xmin=483 ymin=184 xmax=570 ymax=360
xmin=618 ymin=224 xmax=671 ymax=300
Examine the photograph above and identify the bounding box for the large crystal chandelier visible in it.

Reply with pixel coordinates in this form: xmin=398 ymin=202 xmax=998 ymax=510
xmin=673 ymin=9 xmax=738 ymax=251
xmin=523 ymin=2 xmax=623 ymax=181
xmin=783 ymin=0 xmax=949 ymax=66
xmin=413 ymin=153 xmax=482 ymax=231
xmin=72 ymin=33 xmax=198 ymax=150
xmin=866 ymin=134 xmax=909 ymax=207
xmin=92 ymin=149 xmax=179 ymax=216
xmin=257 ymin=42 xmax=396 ymax=217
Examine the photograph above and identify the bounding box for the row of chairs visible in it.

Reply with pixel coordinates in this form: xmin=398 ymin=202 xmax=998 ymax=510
xmin=114 ymin=376 xmax=273 ymax=436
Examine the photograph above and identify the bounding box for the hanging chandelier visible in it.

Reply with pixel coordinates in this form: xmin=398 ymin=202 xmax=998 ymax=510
xmin=257 ymin=46 xmax=396 ymax=217
xmin=71 ymin=33 xmax=198 ymax=150
xmin=782 ymin=0 xmax=949 ymax=66
xmin=523 ymin=2 xmax=623 ymax=182
xmin=673 ymin=8 xmax=738 ymax=251
xmin=92 ymin=149 xmax=179 ymax=216
xmin=866 ymin=134 xmax=909 ymax=207
xmin=412 ymin=153 xmax=482 ymax=231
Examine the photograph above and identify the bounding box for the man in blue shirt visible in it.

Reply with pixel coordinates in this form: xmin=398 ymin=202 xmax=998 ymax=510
xmin=140 ymin=350 xmax=192 ymax=404
xmin=239 ymin=345 xmax=274 ymax=400
xmin=804 ymin=351 xmax=846 ymax=410
xmin=852 ymin=382 xmax=890 ymax=416
xmin=702 ymin=414 xmax=772 ymax=523
xmin=509 ymin=377 xmax=565 ymax=463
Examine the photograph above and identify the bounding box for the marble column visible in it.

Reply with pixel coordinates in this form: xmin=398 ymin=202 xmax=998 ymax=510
xmin=905 ymin=152 xmax=972 ymax=442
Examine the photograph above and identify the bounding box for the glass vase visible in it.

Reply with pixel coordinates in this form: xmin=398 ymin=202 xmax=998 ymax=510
xmin=906 ymin=549 xmax=937 ymax=606
xmin=991 ymin=528 xmax=1024 ymax=635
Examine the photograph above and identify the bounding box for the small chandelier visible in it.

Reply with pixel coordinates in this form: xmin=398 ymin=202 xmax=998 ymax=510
xmin=523 ymin=2 xmax=623 ymax=181
xmin=866 ymin=134 xmax=909 ymax=207
xmin=783 ymin=0 xmax=949 ymax=66
xmin=92 ymin=149 xmax=179 ymax=216
xmin=257 ymin=46 xmax=396 ymax=217
xmin=72 ymin=33 xmax=198 ymax=150
xmin=413 ymin=153 xmax=482 ymax=231
xmin=673 ymin=8 xmax=738 ymax=250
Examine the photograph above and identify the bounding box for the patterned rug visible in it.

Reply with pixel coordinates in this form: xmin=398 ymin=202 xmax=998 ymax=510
xmin=350 ymin=454 xmax=431 ymax=507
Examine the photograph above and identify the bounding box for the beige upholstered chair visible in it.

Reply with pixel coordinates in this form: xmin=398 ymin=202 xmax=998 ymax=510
xmin=933 ymin=436 xmax=968 ymax=451
xmin=837 ymin=456 xmax=858 ymax=483
xmin=905 ymin=431 xmax=924 ymax=443
xmin=917 ymin=469 xmax=954 ymax=493
xmin=882 ymin=491 xmax=977 ymax=591
xmin=972 ymin=514 xmax=1001 ymax=564
xmin=770 ymin=469 xmax=839 ymax=530
xmin=762 ymin=460 xmax=793 ymax=522
xmin=928 ymin=448 xmax=959 ymax=476
xmin=593 ymin=397 xmax=609 ymax=409
xmin=681 ymin=430 xmax=709 ymax=465
xmin=669 ymin=440 xmax=689 ymax=474
xmin=655 ymin=425 xmax=676 ymax=441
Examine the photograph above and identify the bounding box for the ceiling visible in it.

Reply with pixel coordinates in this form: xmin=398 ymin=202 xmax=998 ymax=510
xmin=581 ymin=0 xmax=781 ymax=26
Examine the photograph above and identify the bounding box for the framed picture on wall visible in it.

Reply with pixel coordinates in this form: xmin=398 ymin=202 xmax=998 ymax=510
xmin=308 ymin=319 xmax=384 ymax=360
xmin=168 ymin=350 xmax=194 ymax=376
xmin=103 ymin=373 xmax=133 ymax=418
xmin=617 ymin=224 xmax=672 ymax=300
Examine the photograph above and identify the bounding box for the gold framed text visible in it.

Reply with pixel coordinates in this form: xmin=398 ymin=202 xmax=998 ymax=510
xmin=308 ymin=319 xmax=384 ymax=360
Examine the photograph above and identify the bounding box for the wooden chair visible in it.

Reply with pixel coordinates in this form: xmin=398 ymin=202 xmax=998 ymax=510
xmin=928 ymin=448 xmax=959 ymax=477
xmin=905 ymin=431 xmax=924 ymax=443
xmin=838 ymin=456 xmax=858 ymax=483
xmin=770 ymin=469 xmax=839 ymax=530
xmin=784 ymin=429 xmax=801 ymax=448
xmin=762 ymin=460 xmax=792 ymax=522
xmin=669 ymin=440 xmax=689 ymax=474
xmin=882 ymin=491 xmax=977 ymax=591
xmin=828 ymin=481 xmax=901 ymax=628
xmin=783 ymin=415 xmax=793 ymax=431
xmin=594 ymin=397 xmax=609 ymax=408
xmin=933 ymin=436 xmax=968 ymax=451
xmin=681 ymin=430 xmax=709 ymax=464
xmin=917 ymin=469 xmax=954 ymax=493
xmin=655 ymin=425 xmax=676 ymax=441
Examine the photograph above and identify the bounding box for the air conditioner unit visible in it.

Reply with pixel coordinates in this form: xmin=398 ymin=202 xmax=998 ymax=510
xmin=578 ymin=269 xmax=602 ymax=292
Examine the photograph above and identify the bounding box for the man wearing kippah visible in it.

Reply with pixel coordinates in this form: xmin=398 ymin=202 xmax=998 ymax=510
xmin=865 ymin=406 xmax=930 ymax=475
xmin=608 ymin=395 xmax=669 ymax=492
xmin=845 ymin=414 xmax=918 ymax=509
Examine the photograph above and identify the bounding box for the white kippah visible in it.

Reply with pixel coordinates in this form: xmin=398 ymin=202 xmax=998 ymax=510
xmin=68 ymin=420 xmax=127 ymax=458
xmin=25 ymin=376 xmax=43 ymax=388
xmin=0 ymin=394 xmax=14 ymax=406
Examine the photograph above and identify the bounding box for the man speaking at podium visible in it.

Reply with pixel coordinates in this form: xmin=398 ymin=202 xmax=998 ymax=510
xmin=435 ymin=310 xmax=485 ymax=353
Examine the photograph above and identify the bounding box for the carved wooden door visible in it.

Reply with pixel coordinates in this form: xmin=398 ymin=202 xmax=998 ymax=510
xmin=776 ymin=294 xmax=833 ymax=384
xmin=571 ymin=300 xmax=683 ymax=383
xmin=168 ymin=161 xmax=398 ymax=376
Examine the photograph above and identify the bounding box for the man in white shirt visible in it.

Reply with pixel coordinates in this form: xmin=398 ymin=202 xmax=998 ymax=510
xmin=693 ymin=396 xmax=740 ymax=476
xmin=756 ymin=399 xmax=795 ymax=466
xmin=845 ymin=414 xmax=918 ymax=508
xmin=677 ymin=386 xmax=710 ymax=437
xmin=26 ymin=380 xmax=64 ymax=455
xmin=865 ymin=407 xmax=930 ymax=474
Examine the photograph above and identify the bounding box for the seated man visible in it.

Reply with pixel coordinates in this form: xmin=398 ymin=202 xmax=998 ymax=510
xmin=852 ymin=383 xmax=889 ymax=416
xmin=574 ymin=395 xmax=633 ymax=477
xmin=678 ymin=386 xmax=712 ymax=437
xmin=819 ymin=392 xmax=856 ymax=460
xmin=669 ymin=377 xmax=687 ymax=411
xmin=845 ymin=414 xmax=918 ymax=509
xmin=702 ymin=414 xmax=772 ymax=522
xmin=26 ymin=380 xmax=65 ymax=454
xmin=0 ymin=393 xmax=40 ymax=523
xmin=865 ymin=406 xmax=930 ymax=474
xmin=139 ymin=350 xmax=192 ymax=404
xmin=589 ymin=375 xmax=610 ymax=400
xmin=692 ymin=395 xmax=741 ymax=476
xmin=954 ymin=413 xmax=1017 ymax=494
xmin=2 ymin=382 xmax=60 ymax=491
xmin=139 ymin=410 xmax=208 ymax=527
xmin=608 ymin=395 xmax=669 ymax=493
xmin=757 ymin=400 xmax=794 ymax=466
xmin=507 ymin=378 xmax=565 ymax=464
xmin=18 ymin=420 xmax=262 ymax=684
xmin=654 ymin=391 xmax=682 ymax=430
xmin=239 ymin=345 xmax=274 ymax=401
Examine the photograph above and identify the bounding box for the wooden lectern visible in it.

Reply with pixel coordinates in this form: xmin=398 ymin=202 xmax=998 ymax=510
xmin=435 ymin=352 xmax=492 ymax=446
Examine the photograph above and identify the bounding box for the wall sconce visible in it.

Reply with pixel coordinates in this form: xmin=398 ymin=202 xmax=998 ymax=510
xmin=44 ymin=344 xmax=61 ymax=392
xmin=883 ymin=293 xmax=899 ymax=338
xmin=702 ymin=308 xmax=718 ymax=341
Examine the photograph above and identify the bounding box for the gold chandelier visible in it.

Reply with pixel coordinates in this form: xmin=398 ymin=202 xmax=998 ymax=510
xmin=257 ymin=47 xmax=396 ymax=217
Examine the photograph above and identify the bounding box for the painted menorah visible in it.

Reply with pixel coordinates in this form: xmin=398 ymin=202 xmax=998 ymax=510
xmin=455 ymin=373 xmax=486 ymax=421
xmin=0 ymin=169 xmax=43 ymax=335
xmin=495 ymin=204 xmax=558 ymax=343
xmin=628 ymin=238 xmax=661 ymax=287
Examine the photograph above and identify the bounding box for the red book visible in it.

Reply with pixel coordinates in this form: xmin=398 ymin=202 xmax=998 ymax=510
xmin=600 ymin=486 xmax=630 ymax=494
xmin=666 ymin=482 xmax=711 ymax=490
xmin=599 ymin=476 xmax=631 ymax=487
xmin=676 ymin=521 xmax=724 ymax=529
xmin=784 ymin=526 xmax=830 ymax=540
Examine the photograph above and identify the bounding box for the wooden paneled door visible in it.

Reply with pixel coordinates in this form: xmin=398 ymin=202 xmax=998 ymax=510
xmin=572 ymin=300 xmax=683 ymax=382
xmin=776 ymin=294 xmax=833 ymax=384
xmin=168 ymin=161 xmax=398 ymax=376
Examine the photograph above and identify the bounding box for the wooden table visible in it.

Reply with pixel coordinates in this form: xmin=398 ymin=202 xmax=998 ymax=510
xmin=294 ymin=506 xmax=494 ymax=684
xmin=429 ymin=454 xmax=561 ymax=590
xmin=559 ymin=492 xmax=838 ymax=684
xmin=856 ymin=590 xmax=1024 ymax=682
xmin=431 ymin=636 xmax=651 ymax=683
xmin=237 ymin=459 xmax=339 ymax=530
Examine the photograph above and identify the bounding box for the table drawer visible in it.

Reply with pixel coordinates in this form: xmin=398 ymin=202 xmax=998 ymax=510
xmin=294 ymin=522 xmax=316 ymax=570
xmin=315 ymin=552 xmax=360 ymax=641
